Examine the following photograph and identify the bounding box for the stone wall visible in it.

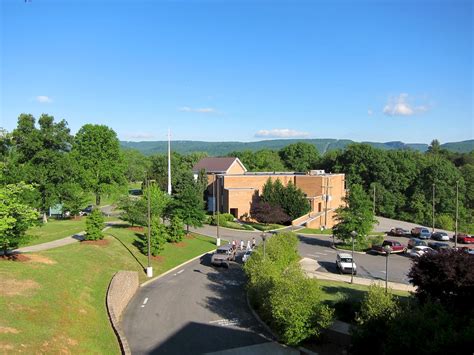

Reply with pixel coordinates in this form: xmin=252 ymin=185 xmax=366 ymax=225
xmin=106 ymin=271 xmax=139 ymax=355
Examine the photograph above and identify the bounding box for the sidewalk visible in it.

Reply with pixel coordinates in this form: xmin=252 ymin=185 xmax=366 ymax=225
xmin=299 ymin=257 xmax=416 ymax=292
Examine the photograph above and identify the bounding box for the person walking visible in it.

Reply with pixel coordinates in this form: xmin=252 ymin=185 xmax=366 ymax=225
xmin=232 ymin=240 xmax=236 ymax=250
xmin=252 ymin=237 xmax=256 ymax=249
xmin=240 ymin=240 xmax=244 ymax=250
xmin=247 ymin=240 xmax=251 ymax=250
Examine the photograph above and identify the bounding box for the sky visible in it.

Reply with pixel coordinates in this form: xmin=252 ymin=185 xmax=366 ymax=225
xmin=0 ymin=0 xmax=472 ymax=144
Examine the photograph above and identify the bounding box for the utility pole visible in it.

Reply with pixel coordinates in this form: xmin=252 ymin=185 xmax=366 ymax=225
xmin=350 ymin=231 xmax=357 ymax=284
xmin=455 ymin=180 xmax=459 ymax=249
xmin=216 ymin=175 xmax=221 ymax=247
xmin=167 ymin=129 xmax=172 ymax=195
xmin=432 ymin=183 xmax=435 ymax=233
xmin=324 ymin=177 xmax=332 ymax=228
xmin=146 ymin=177 xmax=153 ymax=278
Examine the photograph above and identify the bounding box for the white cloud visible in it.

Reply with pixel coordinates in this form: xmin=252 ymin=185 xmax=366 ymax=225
xmin=36 ymin=95 xmax=53 ymax=103
xmin=178 ymin=106 xmax=217 ymax=113
xmin=383 ymin=93 xmax=429 ymax=116
xmin=123 ymin=132 xmax=156 ymax=140
xmin=255 ymin=129 xmax=310 ymax=138
xmin=368 ymin=109 xmax=373 ymax=116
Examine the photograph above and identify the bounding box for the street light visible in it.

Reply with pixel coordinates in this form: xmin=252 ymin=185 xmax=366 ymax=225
xmin=350 ymin=231 xmax=357 ymax=284
xmin=146 ymin=176 xmax=153 ymax=278
xmin=384 ymin=245 xmax=392 ymax=293
xmin=216 ymin=175 xmax=221 ymax=247
xmin=261 ymin=232 xmax=267 ymax=260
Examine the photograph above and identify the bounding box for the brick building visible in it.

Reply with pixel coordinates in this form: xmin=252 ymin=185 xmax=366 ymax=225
xmin=192 ymin=157 xmax=346 ymax=229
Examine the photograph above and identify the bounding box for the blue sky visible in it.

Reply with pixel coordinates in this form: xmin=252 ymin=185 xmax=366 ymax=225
xmin=1 ymin=0 xmax=472 ymax=144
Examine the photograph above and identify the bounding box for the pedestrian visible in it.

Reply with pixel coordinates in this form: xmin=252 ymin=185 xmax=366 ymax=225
xmin=252 ymin=237 xmax=256 ymax=249
xmin=240 ymin=240 xmax=244 ymax=250
xmin=232 ymin=240 xmax=236 ymax=250
xmin=247 ymin=240 xmax=251 ymax=250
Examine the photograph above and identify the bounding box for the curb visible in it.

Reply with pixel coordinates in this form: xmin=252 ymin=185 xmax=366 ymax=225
xmin=331 ymin=245 xmax=368 ymax=255
xmin=140 ymin=249 xmax=214 ymax=288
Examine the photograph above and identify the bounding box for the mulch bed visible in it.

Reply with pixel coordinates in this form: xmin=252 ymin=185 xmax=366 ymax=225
xmin=127 ymin=226 xmax=145 ymax=232
xmin=80 ymin=239 xmax=110 ymax=246
xmin=0 ymin=254 xmax=30 ymax=262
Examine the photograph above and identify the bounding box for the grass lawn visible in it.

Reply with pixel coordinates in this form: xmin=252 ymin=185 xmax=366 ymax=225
xmin=0 ymin=227 xmax=219 ymax=353
xmin=317 ymin=279 xmax=410 ymax=323
xmin=244 ymin=222 xmax=285 ymax=231
xmin=298 ymin=227 xmax=333 ymax=235
xmin=22 ymin=217 xmax=119 ymax=248
xmin=106 ymin=225 xmax=219 ymax=279
xmin=221 ymin=221 xmax=254 ymax=231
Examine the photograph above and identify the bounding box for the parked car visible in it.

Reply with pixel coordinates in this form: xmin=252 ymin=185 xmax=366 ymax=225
xmin=79 ymin=205 xmax=93 ymax=216
xmin=411 ymin=227 xmax=431 ymax=239
xmin=388 ymin=227 xmax=410 ymax=237
xmin=428 ymin=241 xmax=451 ymax=252
xmin=371 ymin=240 xmax=407 ymax=254
xmin=242 ymin=250 xmax=253 ymax=263
xmin=453 ymin=233 xmax=474 ymax=244
xmin=431 ymin=232 xmax=449 ymax=241
xmin=408 ymin=246 xmax=435 ymax=258
xmin=408 ymin=237 xmax=428 ymax=249
xmin=336 ymin=253 xmax=357 ymax=274
xmin=211 ymin=244 xmax=236 ymax=267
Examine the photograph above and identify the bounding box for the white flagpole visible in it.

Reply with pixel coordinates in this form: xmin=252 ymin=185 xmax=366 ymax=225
xmin=167 ymin=129 xmax=172 ymax=195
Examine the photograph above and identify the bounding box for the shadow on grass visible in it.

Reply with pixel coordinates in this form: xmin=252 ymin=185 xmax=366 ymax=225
xmin=108 ymin=227 xmax=146 ymax=272
xmin=320 ymin=285 xmax=367 ymax=323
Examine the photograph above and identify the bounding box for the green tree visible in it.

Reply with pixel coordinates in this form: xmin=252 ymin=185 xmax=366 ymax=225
xmin=0 ymin=183 xmax=39 ymax=254
xmin=9 ymin=114 xmax=74 ymax=221
xmin=61 ymin=183 xmax=88 ymax=217
xmin=118 ymin=196 xmax=145 ymax=226
xmin=171 ymin=181 xmax=206 ymax=234
xmin=167 ymin=215 xmax=185 ymax=242
xmin=139 ymin=217 xmax=168 ymax=256
xmin=85 ymin=208 xmax=105 ymax=241
xmin=279 ymin=142 xmax=319 ymax=172
xmin=427 ymin=139 xmax=442 ymax=154
xmin=72 ymin=124 xmax=126 ymax=205
xmin=229 ymin=149 xmax=285 ymax=172
xmin=333 ymin=184 xmax=377 ymax=243
xmin=122 ymin=148 xmax=151 ymax=182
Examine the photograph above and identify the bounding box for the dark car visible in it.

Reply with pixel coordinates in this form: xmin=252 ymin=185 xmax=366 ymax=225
xmin=408 ymin=237 xmax=428 ymax=249
xmin=428 ymin=241 xmax=450 ymax=252
xmin=411 ymin=227 xmax=431 ymax=240
xmin=453 ymin=233 xmax=474 ymax=244
xmin=431 ymin=232 xmax=449 ymax=241
xmin=79 ymin=205 xmax=93 ymax=216
xmin=388 ymin=227 xmax=410 ymax=237
xmin=371 ymin=240 xmax=407 ymax=254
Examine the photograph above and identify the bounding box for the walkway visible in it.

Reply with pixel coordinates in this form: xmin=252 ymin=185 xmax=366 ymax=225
xmin=300 ymin=257 xmax=415 ymax=292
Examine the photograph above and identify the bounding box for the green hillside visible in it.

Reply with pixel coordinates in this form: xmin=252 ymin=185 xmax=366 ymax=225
xmin=120 ymin=138 xmax=474 ymax=156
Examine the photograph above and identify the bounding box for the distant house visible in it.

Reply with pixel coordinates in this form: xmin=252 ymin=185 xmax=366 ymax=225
xmin=192 ymin=157 xmax=346 ymax=229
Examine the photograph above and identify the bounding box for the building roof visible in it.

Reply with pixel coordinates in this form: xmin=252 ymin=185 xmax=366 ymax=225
xmin=192 ymin=157 xmax=247 ymax=174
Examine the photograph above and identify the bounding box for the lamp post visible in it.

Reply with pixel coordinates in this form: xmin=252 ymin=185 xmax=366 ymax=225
xmin=146 ymin=177 xmax=153 ymax=278
xmin=432 ymin=183 xmax=436 ymax=233
xmin=384 ymin=245 xmax=392 ymax=293
xmin=455 ymin=180 xmax=459 ymax=249
xmin=216 ymin=175 xmax=221 ymax=247
xmin=261 ymin=232 xmax=267 ymax=260
xmin=350 ymin=231 xmax=357 ymax=284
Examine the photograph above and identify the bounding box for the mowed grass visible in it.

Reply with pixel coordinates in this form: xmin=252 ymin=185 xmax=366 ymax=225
xmin=298 ymin=227 xmax=333 ymax=235
xmin=107 ymin=225 xmax=219 ymax=279
xmin=0 ymin=227 xmax=219 ymax=353
xmin=23 ymin=217 xmax=119 ymax=247
xmin=245 ymin=222 xmax=285 ymax=231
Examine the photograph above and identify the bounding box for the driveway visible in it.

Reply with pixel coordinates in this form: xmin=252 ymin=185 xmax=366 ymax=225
xmin=122 ymin=253 xmax=279 ymax=354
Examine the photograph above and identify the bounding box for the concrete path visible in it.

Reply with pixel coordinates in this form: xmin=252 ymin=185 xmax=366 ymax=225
xmin=299 ymin=257 xmax=415 ymax=292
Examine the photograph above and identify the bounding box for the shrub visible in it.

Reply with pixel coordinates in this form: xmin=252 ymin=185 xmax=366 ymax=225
xmin=250 ymin=199 xmax=290 ymax=224
xmin=351 ymin=284 xmax=401 ymax=355
xmin=85 ymin=209 xmax=104 ymax=240
xmin=408 ymin=249 xmax=474 ymax=311
xmin=269 ymin=264 xmax=333 ymax=345
xmin=209 ymin=213 xmax=234 ymax=226
xmin=435 ymin=213 xmax=454 ymax=231
xmin=119 ymin=196 xmax=145 ymax=226
xmin=167 ymin=215 xmax=185 ymax=243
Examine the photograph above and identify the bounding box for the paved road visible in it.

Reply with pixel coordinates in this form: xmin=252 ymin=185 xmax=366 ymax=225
xmin=123 ymin=253 xmax=276 ymax=354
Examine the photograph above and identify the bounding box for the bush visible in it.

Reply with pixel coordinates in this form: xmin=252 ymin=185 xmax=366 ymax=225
xmin=209 ymin=213 xmax=234 ymax=226
xmin=167 ymin=215 xmax=185 ymax=243
xmin=435 ymin=213 xmax=454 ymax=231
xmin=269 ymin=264 xmax=333 ymax=345
xmin=351 ymin=284 xmax=401 ymax=355
xmin=118 ymin=196 xmax=145 ymax=226
xmin=85 ymin=209 xmax=105 ymax=240
xmin=408 ymin=249 xmax=474 ymax=311
xmin=141 ymin=217 xmax=168 ymax=256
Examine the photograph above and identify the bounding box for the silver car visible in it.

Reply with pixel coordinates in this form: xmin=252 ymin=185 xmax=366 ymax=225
xmin=211 ymin=244 xmax=236 ymax=267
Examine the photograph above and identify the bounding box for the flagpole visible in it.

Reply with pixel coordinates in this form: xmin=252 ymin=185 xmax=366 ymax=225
xmin=167 ymin=128 xmax=172 ymax=195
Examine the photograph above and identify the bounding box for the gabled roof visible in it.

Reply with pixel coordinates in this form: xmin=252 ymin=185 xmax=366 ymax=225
xmin=192 ymin=157 xmax=247 ymax=174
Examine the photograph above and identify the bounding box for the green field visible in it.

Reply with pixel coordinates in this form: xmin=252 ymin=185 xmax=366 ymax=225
xmin=298 ymin=227 xmax=333 ymax=235
xmin=0 ymin=227 xmax=218 ymax=353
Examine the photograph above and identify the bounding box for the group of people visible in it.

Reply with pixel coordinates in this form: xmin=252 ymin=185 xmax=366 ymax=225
xmin=231 ymin=237 xmax=256 ymax=251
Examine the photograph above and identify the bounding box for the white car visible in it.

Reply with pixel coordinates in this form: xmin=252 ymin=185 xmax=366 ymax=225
xmin=336 ymin=253 xmax=357 ymax=275
xmin=242 ymin=250 xmax=252 ymax=263
xmin=408 ymin=246 xmax=435 ymax=258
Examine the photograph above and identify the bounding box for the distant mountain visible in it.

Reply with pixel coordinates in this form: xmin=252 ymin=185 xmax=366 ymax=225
xmin=120 ymin=139 xmax=474 ymax=156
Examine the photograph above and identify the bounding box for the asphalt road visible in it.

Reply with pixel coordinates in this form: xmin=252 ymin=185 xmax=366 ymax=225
xmin=123 ymin=253 xmax=273 ymax=354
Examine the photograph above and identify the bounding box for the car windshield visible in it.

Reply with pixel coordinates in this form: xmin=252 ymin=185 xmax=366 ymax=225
xmin=340 ymin=258 xmax=353 ymax=263
xmin=216 ymin=249 xmax=227 ymax=254
xmin=421 ymin=229 xmax=429 ymax=233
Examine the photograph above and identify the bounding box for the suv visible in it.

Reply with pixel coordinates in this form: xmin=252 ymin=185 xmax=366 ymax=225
xmin=371 ymin=240 xmax=407 ymax=254
xmin=336 ymin=253 xmax=357 ymax=275
xmin=411 ymin=227 xmax=431 ymax=240
xmin=211 ymin=244 xmax=236 ymax=267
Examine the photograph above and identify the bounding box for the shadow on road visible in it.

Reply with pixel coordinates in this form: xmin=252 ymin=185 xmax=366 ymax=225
xmin=298 ymin=234 xmax=334 ymax=248
xmin=150 ymin=322 xmax=269 ymax=354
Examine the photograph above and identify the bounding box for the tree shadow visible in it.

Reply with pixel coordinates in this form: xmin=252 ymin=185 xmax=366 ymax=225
xmin=298 ymin=234 xmax=334 ymax=248
xmin=108 ymin=228 xmax=146 ymax=271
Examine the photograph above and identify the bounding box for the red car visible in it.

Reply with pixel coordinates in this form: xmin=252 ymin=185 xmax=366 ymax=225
xmin=371 ymin=240 xmax=407 ymax=254
xmin=453 ymin=233 xmax=474 ymax=244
